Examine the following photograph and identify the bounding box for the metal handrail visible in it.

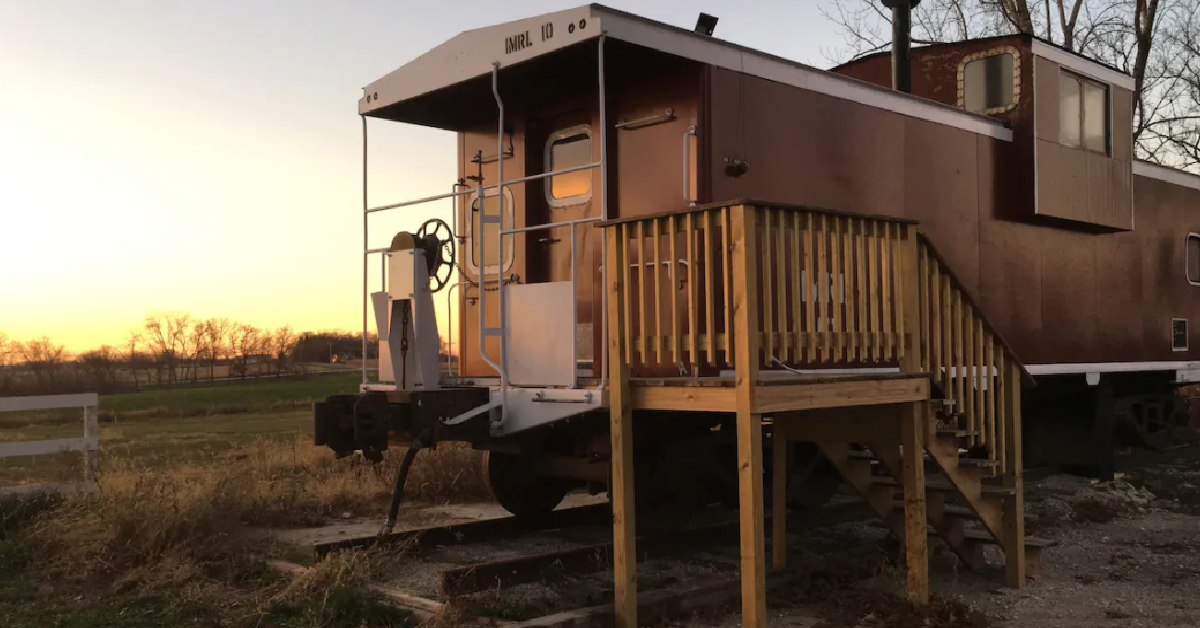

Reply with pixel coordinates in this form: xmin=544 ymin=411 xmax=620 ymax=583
xmin=358 ymin=33 xmax=613 ymax=400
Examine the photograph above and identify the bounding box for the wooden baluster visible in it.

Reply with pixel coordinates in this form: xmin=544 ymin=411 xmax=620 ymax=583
xmin=652 ymin=218 xmax=663 ymax=365
xmin=930 ymin=259 xmax=941 ymax=386
xmin=842 ymin=218 xmax=855 ymax=362
xmin=856 ymin=219 xmax=867 ymax=363
xmin=721 ymin=207 xmax=733 ymax=367
xmin=941 ymin=273 xmax=953 ymax=417
xmin=763 ymin=210 xmax=775 ymax=366
xmin=687 ymin=213 xmax=698 ymax=370
xmin=628 ymin=223 xmax=638 ymax=369
xmin=804 ymin=213 xmax=816 ymax=362
xmin=704 ymin=210 xmax=717 ymax=366
xmin=953 ymin=289 xmax=967 ymax=445
xmin=881 ymin=222 xmax=894 ymax=361
xmin=892 ymin=223 xmax=905 ymax=362
xmin=638 ymin=221 xmax=649 ymax=365
xmin=918 ymin=243 xmax=928 ymax=371
xmin=775 ymin=210 xmax=788 ymax=364
xmin=790 ymin=211 xmax=802 ymax=364
xmin=829 ymin=217 xmax=844 ymax=362
xmin=870 ymin=222 xmax=882 ymax=362
xmin=669 ymin=215 xmax=680 ymax=366
xmin=965 ymin=309 xmax=976 ymax=446
xmin=816 ymin=215 xmax=828 ymax=362
xmin=975 ymin=317 xmax=985 ymax=448
xmin=986 ymin=333 xmax=997 ymax=465
xmin=996 ymin=351 xmax=1007 ymax=475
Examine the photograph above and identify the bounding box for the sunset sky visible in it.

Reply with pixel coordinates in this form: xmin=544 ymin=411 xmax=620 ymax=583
xmin=0 ymin=0 xmax=843 ymax=352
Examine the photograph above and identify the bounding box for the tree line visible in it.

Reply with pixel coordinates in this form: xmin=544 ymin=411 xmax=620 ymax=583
xmin=0 ymin=314 xmax=379 ymax=397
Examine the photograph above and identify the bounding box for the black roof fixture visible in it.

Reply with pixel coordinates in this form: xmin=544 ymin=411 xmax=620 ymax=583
xmin=882 ymin=0 xmax=921 ymax=93
xmin=694 ymin=13 xmax=718 ymax=37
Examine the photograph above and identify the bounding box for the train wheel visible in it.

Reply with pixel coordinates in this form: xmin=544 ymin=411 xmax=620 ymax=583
xmin=483 ymin=451 xmax=570 ymax=518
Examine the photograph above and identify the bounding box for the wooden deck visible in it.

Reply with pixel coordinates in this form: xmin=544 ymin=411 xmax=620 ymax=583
xmin=601 ymin=201 xmax=1027 ymax=628
xmin=630 ymin=372 xmax=929 ymax=413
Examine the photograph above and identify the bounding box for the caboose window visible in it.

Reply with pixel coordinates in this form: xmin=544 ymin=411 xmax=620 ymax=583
xmin=960 ymin=50 xmax=1018 ymax=114
xmin=1188 ymin=234 xmax=1200 ymax=285
xmin=467 ymin=187 xmax=514 ymax=275
xmin=545 ymin=126 xmax=593 ymax=206
xmin=1060 ymin=70 xmax=1109 ymax=154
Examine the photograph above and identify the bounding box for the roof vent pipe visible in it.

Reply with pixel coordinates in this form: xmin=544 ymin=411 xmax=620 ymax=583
xmin=882 ymin=0 xmax=920 ymax=93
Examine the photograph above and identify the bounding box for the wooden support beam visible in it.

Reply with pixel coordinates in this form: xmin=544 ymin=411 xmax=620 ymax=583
xmin=731 ymin=204 xmax=767 ymax=628
xmin=777 ymin=405 xmax=904 ymax=444
xmin=752 ymin=375 xmax=928 ymax=414
xmin=1002 ymin=358 xmax=1026 ymax=589
xmin=607 ymin=224 xmax=638 ymax=628
xmin=772 ymin=420 xmax=787 ymax=572
xmin=900 ymin=402 xmax=930 ymax=606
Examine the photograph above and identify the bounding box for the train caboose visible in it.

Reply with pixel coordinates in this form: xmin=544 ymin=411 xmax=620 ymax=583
xmin=312 ymin=3 xmax=1200 ymax=625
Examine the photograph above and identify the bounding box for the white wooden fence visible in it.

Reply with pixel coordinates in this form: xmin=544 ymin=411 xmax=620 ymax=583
xmin=0 ymin=393 xmax=99 ymax=496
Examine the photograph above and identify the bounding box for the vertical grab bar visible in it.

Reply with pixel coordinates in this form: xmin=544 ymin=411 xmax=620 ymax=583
xmin=682 ymin=125 xmax=697 ymax=207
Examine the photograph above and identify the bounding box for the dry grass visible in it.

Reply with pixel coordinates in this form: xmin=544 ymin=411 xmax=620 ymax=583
xmin=0 ymin=435 xmax=489 ymax=627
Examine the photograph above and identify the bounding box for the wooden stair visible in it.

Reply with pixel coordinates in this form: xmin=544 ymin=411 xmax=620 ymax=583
xmin=819 ymin=406 xmax=1049 ymax=584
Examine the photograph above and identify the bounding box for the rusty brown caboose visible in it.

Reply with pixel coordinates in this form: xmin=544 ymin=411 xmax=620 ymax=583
xmin=314 ymin=5 xmax=1200 ymax=627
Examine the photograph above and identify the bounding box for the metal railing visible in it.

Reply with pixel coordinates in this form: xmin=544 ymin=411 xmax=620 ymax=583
xmin=0 ymin=393 xmax=99 ymax=496
xmin=359 ymin=34 xmax=613 ymax=405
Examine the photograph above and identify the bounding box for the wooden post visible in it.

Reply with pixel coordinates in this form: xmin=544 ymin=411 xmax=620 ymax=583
xmin=1002 ymin=358 xmax=1026 ymax=588
xmin=607 ymin=225 xmax=638 ymax=628
xmin=901 ymin=401 xmax=929 ymax=606
xmin=731 ymin=204 xmax=767 ymax=628
xmin=772 ymin=419 xmax=787 ymax=571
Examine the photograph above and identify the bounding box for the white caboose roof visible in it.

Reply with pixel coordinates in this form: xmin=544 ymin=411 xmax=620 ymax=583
xmin=361 ymin=4 xmax=1014 ymax=140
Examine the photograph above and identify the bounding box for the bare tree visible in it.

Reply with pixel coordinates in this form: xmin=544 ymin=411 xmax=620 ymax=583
xmin=0 ymin=331 xmax=14 ymax=394
xmin=199 ymin=318 xmax=233 ymax=383
xmin=18 ymin=336 xmax=67 ymax=393
xmin=821 ymin=0 xmax=1196 ymax=170
xmin=271 ymin=326 xmax=297 ymax=376
xmin=123 ymin=330 xmax=144 ymax=390
xmin=79 ymin=345 xmax=120 ymax=391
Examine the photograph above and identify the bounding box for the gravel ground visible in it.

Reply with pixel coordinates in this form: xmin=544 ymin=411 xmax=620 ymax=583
xmin=266 ymin=448 xmax=1200 ymax=627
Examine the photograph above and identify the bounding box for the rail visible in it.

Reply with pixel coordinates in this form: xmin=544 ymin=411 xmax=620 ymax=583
xmin=0 ymin=393 xmax=99 ymax=496
xmin=602 ymin=200 xmax=1024 ymax=480
xmin=917 ymin=235 xmax=1029 ymax=475
xmin=601 ymin=202 xmax=917 ymax=373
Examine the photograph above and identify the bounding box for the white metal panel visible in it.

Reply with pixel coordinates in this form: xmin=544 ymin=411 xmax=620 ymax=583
xmin=1134 ymin=160 xmax=1200 ymax=191
xmin=504 ymin=282 xmax=576 ymax=387
xmin=0 ymin=437 xmax=97 ymax=459
xmin=1027 ymin=361 xmax=1200 ymax=375
xmin=491 ymin=386 xmax=604 ymax=436
xmin=0 ymin=393 xmax=98 ymax=413
xmin=360 ymin=5 xmax=600 ymax=114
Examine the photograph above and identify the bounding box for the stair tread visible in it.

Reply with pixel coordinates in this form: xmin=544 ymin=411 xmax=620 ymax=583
xmin=937 ymin=430 xmax=980 ymax=437
xmin=850 ymin=449 xmax=998 ymax=469
xmin=962 ymin=529 xmax=1059 ymax=548
xmin=891 ymin=500 xmax=976 ymax=518
xmin=869 ymin=475 xmax=1016 ymax=496
xmin=889 ymin=501 xmax=1034 ymax=522
xmin=869 ymin=522 xmax=1057 ymax=548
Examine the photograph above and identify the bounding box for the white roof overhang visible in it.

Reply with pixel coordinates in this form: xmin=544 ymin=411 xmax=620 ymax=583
xmin=362 ymin=4 xmax=1013 ymax=142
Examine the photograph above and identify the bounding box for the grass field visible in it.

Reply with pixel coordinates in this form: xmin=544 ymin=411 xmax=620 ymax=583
xmin=1 ymin=375 xmax=489 ymax=627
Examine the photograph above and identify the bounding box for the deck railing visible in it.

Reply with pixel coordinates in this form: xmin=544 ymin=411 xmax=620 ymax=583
xmin=917 ymin=235 xmax=1028 ymax=474
xmin=604 ymin=203 xmax=917 ymax=373
xmin=603 ymin=200 xmax=1025 ymax=475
